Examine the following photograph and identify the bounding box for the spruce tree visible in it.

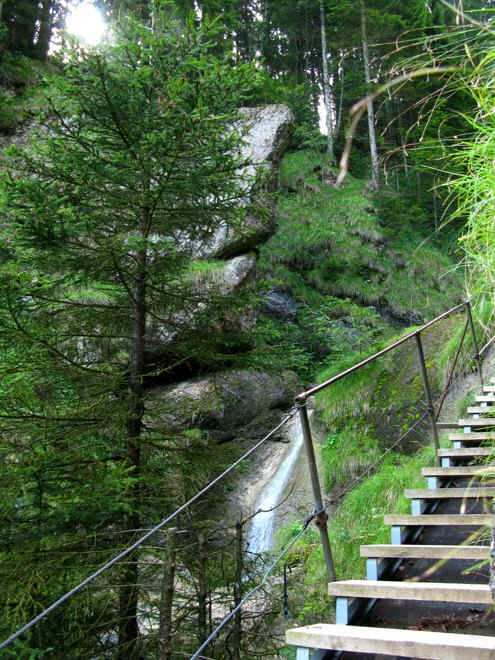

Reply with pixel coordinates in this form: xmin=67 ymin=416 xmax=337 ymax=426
xmin=0 ymin=8 xmax=257 ymax=656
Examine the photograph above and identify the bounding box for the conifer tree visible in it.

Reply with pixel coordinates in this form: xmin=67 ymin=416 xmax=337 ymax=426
xmin=0 ymin=8 xmax=257 ymax=656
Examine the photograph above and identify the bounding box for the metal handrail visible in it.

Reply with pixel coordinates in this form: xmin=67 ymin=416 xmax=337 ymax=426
xmin=294 ymin=297 xmax=491 ymax=583
xmin=296 ymin=300 xmax=468 ymax=402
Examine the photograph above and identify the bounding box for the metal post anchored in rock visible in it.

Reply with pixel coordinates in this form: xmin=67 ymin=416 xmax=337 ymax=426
xmin=295 ymin=396 xmax=336 ymax=582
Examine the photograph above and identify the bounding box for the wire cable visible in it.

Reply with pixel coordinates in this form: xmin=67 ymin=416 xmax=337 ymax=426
xmin=0 ymin=408 xmax=297 ymax=652
xmin=190 ymin=508 xmax=319 ymax=660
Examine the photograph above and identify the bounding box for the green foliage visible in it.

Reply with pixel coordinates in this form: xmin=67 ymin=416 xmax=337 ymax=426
xmin=322 ymin=430 xmax=381 ymax=491
xmin=0 ymin=54 xmax=47 ymax=134
xmin=0 ymin=9 xmax=260 ymax=655
xmin=255 ymin=149 xmax=463 ymax=381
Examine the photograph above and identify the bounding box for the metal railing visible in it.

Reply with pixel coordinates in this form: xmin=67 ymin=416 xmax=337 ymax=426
xmin=294 ymin=298 xmax=488 ymax=582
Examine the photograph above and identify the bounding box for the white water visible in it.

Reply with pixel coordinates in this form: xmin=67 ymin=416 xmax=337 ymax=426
xmin=246 ymin=416 xmax=306 ymax=555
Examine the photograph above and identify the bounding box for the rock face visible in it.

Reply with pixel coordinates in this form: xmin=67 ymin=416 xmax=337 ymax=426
xmin=195 ymin=104 xmax=294 ymax=259
xmin=264 ymin=288 xmax=298 ymax=321
xmin=147 ymin=105 xmax=295 ymax=435
xmin=195 ymin=253 xmax=257 ymax=295
xmin=150 ymin=105 xmax=293 ymax=354
xmin=146 ymin=369 xmax=301 ymax=433
xmin=238 ymin=105 xmax=295 ymax=182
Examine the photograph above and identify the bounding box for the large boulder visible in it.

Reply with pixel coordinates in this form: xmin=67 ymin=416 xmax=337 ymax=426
xmin=189 ymin=104 xmax=294 ymax=259
xmin=147 ymin=253 xmax=257 ymax=349
xmin=264 ymin=288 xmax=298 ymax=321
xmin=194 ymin=253 xmax=257 ymax=296
xmin=145 ymin=369 xmax=301 ymax=433
xmin=238 ymin=105 xmax=295 ymax=177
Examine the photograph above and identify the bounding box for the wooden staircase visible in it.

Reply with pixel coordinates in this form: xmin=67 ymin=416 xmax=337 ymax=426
xmin=286 ymin=378 xmax=495 ymax=659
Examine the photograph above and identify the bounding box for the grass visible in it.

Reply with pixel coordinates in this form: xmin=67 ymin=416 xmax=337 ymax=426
xmin=255 ymin=148 xmax=464 ymax=380
xmin=263 ymin=150 xmax=462 ymax=322
xmin=327 ymin=444 xmax=436 ymax=580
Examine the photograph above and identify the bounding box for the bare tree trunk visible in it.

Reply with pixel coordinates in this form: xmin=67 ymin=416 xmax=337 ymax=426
xmin=320 ymin=0 xmax=334 ymax=159
xmin=232 ymin=518 xmax=243 ymax=659
xmin=360 ymin=0 xmax=379 ymax=191
xmin=159 ymin=528 xmax=177 ymax=660
xmin=335 ymin=51 xmax=345 ymax=137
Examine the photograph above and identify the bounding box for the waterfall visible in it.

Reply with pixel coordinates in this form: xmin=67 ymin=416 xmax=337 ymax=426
xmin=246 ymin=414 xmax=307 ymax=555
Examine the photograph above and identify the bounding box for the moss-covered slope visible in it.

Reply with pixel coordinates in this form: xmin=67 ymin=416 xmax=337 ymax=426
xmin=255 ymin=149 xmax=463 ymax=379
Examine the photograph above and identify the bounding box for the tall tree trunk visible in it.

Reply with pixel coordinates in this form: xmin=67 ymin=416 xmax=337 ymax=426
xmin=335 ymin=52 xmax=345 ymax=137
xmin=319 ymin=0 xmax=334 ymax=159
xmin=360 ymin=0 xmax=379 ymax=191
xmin=35 ymin=0 xmax=54 ymax=61
xmin=118 ymin=214 xmax=148 ymax=659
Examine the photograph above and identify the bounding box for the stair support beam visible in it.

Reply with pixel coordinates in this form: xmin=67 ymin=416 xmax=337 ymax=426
xmin=415 ymin=331 xmax=440 ymax=466
xmin=335 ymin=596 xmax=364 ymax=625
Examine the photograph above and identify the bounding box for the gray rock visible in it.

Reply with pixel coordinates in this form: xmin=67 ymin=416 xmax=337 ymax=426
xmin=264 ymin=288 xmax=298 ymax=321
xmin=194 ymin=253 xmax=257 ymax=295
xmin=148 ymin=253 xmax=256 ymax=346
xmin=184 ymin=105 xmax=294 ymax=259
xmin=146 ymin=369 xmax=301 ymax=433
xmin=238 ymin=105 xmax=294 ymax=173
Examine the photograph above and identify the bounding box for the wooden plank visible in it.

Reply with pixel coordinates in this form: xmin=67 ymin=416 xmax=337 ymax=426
xmin=285 ymin=624 xmax=495 ymax=659
xmin=404 ymin=487 xmax=495 ymax=499
xmin=476 ymin=396 xmax=495 ymax=403
xmin=449 ymin=432 xmax=495 ymax=439
xmin=467 ymin=406 xmax=495 ymax=414
xmin=327 ymin=580 xmax=492 ymax=603
xmin=422 ymin=466 xmax=494 ymax=477
xmin=438 ymin=447 xmax=493 ymax=457
xmin=483 ymin=386 xmax=495 ymax=392
xmin=458 ymin=418 xmax=495 ymax=427
xmin=384 ymin=514 xmax=495 ymax=526
xmin=360 ymin=544 xmax=489 ymax=559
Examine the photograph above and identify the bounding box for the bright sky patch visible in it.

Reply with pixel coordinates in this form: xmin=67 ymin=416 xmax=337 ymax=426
xmin=65 ymin=2 xmax=106 ymax=45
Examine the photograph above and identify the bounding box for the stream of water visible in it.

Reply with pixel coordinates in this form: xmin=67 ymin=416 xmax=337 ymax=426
xmin=246 ymin=415 xmax=306 ymax=555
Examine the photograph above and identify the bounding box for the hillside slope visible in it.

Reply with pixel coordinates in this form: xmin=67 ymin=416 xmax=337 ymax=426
xmin=256 ymin=149 xmax=463 ymax=380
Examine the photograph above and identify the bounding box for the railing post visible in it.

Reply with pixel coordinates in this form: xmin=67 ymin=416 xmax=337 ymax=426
xmin=415 ymin=331 xmax=441 ymax=467
xmin=466 ymin=300 xmax=484 ymax=389
xmin=296 ymin=397 xmax=336 ymax=582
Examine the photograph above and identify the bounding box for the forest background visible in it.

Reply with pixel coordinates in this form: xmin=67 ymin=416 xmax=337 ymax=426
xmin=1 ymin=0 xmax=495 ymax=658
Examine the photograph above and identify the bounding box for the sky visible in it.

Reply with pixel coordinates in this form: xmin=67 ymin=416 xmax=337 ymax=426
xmin=65 ymin=1 xmax=107 ymax=45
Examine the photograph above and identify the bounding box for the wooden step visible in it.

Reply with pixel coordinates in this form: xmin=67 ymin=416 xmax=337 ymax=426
xmin=405 ymin=487 xmax=495 ymax=499
xmin=285 ymin=623 xmax=495 ymax=659
xmin=360 ymin=544 xmax=489 ymax=559
xmin=384 ymin=513 xmax=495 ymax=526
xmin=422 ymin=466 xmax=494 ymax=477
xmin=483 ymin=385 xmax=495 ymax=392
xmin=449 ymin=432 xmax=495 ymax=442
xmin=438 ymin=447 xmax=493 ymax=457
xmin=467 ymin=406 xmax=495 ymax=414
xmin=328 ymin=580 xmax=492 ymax=604
xmin=476 ymin=395 xmax=495 ymax=403
xmin=457 ymin=418 xmax=495 ymax=427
